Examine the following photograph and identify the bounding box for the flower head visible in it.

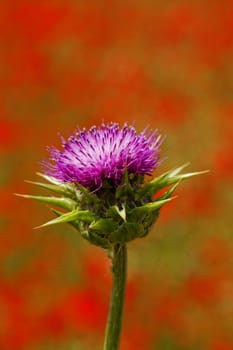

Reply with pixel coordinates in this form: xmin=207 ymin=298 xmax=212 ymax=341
xmin=43 ymin=122 xmax=162 ymax=191
xmin=18 ymin=121 xmax=207 ymax=247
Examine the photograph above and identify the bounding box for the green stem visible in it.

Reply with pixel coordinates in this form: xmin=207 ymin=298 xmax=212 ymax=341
xmin=103 ymin=243 xmax=127 ymax=350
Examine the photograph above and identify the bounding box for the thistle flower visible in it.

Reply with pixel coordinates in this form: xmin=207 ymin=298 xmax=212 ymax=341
xmin=17 ymin=122 xmax=207 ymax=247
xmin=17 ymin=121 xmax=207 ymax=350
xmin=43 ymin=122 xmax=162 ymax=191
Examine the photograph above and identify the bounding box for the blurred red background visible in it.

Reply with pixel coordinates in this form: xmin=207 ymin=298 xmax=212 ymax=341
xmin=0 ymin=0 xmax=233 ymax=349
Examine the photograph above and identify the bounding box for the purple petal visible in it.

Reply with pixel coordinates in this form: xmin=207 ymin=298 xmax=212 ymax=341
xmin=42 ymin=122 xmax=163 ymax=190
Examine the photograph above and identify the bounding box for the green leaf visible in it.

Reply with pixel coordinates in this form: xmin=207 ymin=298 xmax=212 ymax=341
xmin=109 ymin=222 xmax=144 ymax=243
xmin=50 ymin=208 xmax=81 ymax=231
xmin=88 ymin=230 xmax=110 ymax=249
xmin=76 ymin=183 xmax=101 ymax=205
xmin=130 ymin=197 xmax=175 ymax=216
xmin=15 ymin=193 xmax=76 ymax=211
xmin=89 ymin=218 xmax=118 ymax=235
xmin=50 ymin=208 xmax=64 ymax=216
xmin=35 ymin=209 xmax=96 ymax=229
xmin=36 ymin=172 xmax=66 ymax=185
xmin=25 ymin=180 xmax=76 ymax=197
xmin=157 ymin=170 xmax=209 ymax=191
xmin=116 ymin=172 xmax=134 ymax=200
xmin=156 ymin=182 xmax=180 ymax=201
xmin=49 ymin=209 xmax=109 ymax=249
xmin=165 ymin=162 xmax=190 ymax=177
xmin=173 ymin=170 xmax=209 ymax=180
xmin=137 ymin=164 xmax=209 ymax=199
xmin=112 ymin=205 xmax=127 ymax=222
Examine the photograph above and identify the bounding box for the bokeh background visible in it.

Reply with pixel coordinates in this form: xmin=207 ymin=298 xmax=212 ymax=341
xmin=1 ymin=0 xmax=233 ymax=349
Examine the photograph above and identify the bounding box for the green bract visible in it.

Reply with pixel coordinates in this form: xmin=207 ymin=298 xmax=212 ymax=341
xmin=16 ymin=164 xmax=208 ymax=251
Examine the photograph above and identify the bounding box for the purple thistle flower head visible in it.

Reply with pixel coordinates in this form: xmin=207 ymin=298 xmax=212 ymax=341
xmin=43 ymin=122 xmax=163 ymax=191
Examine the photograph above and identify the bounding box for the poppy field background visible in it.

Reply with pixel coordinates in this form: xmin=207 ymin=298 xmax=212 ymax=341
xmin=1 ymin=0 xmax=233 ymax=349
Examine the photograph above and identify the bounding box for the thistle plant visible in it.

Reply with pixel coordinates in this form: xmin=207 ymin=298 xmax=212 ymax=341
xmin=17 ymin=122 xmax=207 ymax=350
